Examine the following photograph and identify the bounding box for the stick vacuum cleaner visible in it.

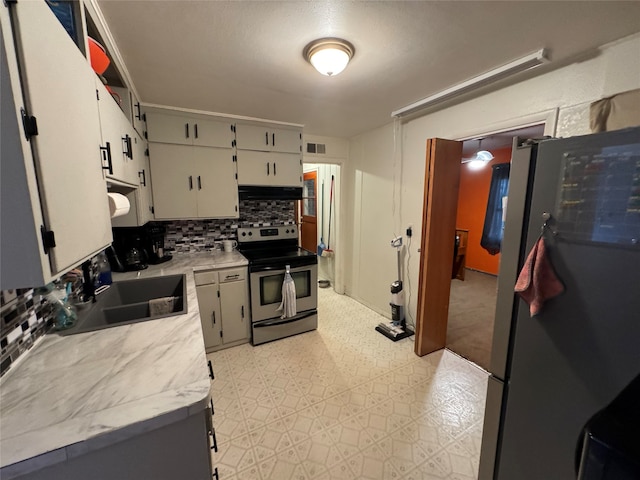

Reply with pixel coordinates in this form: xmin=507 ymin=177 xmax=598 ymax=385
xmin=375 ymin=236 xmax=415 ymax=341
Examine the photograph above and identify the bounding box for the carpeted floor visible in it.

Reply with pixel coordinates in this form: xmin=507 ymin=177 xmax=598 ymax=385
xmin=446 ymin=269 xmax=497 ymax=371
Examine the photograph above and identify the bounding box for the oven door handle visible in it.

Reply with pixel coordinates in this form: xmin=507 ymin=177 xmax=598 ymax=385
xmin=254 ymin=311 xmax=316 ymax=328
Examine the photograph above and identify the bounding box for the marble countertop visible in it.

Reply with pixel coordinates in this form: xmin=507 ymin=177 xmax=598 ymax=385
xmin=0 ymin=251 xmax=248 ymax=479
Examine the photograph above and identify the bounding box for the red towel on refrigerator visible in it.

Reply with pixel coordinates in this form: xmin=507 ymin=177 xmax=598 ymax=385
xmin=515 ymin=236 xmax=564 ymax=316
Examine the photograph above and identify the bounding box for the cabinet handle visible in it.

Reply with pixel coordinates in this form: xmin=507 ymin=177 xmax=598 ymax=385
xmin=138 ymin=169 xmax=146 ymax=186
xmin=208 ymin=360 xmax=214 ymax=380
xmin=198 ymin=175 xmax=202 ymax=190
xmin=265 ymin=131 xmax=269 ymax=145
xmin=210 ymin=398 xmax=215 ymax=415
xmin=134 ymin=102 xmax=142 ymax=120
xmin=185 ymin=123 xmax=190 ymax=138
xmin=194 ymin=123 xmax=198 ymax=139
xmin=267 ymin=162 xmax=270 ymax=176
xmin=213 ymin=467 xmax=219 ymax=480
xmin=100 ymin=142 xmax=113 ymax=174
xmin=273 ymin=162 xmax=277 ymax=175
xmin=272 ymin=133 xmax=275 ymax=146
xmin=122 ymin=135 xmax=133 ymax=159
xmin=241 ymin=305 xmax=244 ymax=319
xmin=212 ymin=310 xmax=216 ymax=325
xmin=209 ymin=427 xmax=218 ymax=452
xmin=188 ymin=176 xmax=193 ymax=190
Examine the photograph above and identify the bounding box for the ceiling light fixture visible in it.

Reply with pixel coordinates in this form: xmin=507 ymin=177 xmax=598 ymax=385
xmin=391 ymin=48 xmax=548 ymax=117
xmin=462 ymin=140 xmax=494 ymax=170
xmin=303 ymin=38 xmax=355 ymax=77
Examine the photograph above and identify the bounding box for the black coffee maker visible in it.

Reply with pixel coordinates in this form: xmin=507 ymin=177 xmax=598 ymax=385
xmin=111 ymin=227 xmax=148 ymax=271
xmin=144 ymin=223 xmax=172 ymax=265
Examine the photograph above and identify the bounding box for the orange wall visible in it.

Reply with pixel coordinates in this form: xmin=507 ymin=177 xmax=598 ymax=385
xmin=456 ymin=146 xmax=511 ymax=275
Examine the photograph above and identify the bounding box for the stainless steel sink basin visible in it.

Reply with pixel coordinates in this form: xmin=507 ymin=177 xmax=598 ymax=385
xmin=61 ymin=274 xmax=187 ymax=334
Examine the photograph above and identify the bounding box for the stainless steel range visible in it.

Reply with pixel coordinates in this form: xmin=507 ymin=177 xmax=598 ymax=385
xmin=237 ymin=226 xmax=318 ymax=345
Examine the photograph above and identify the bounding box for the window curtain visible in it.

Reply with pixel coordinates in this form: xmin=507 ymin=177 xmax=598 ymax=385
xmin=481 ymin=163 xmax=510 ymax=255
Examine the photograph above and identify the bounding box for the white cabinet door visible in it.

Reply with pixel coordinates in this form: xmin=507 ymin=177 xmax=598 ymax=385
xmin=235 ymin=124 xmax=271 ymax=152
xmin=7 ymin=0 xmax=111 ymax=276
xmin=137 ymin=141 xmax=154 ymax=225
xmin=271 ymin=127 xmax=302 ymax=154
xmin=192 ymin=118 xmax=234 ymax=149
xmin=130 ymin=90 xmax=146 ymax=138
xmin=146 ymin=111 xmax=234 ymax=149
xmin=146 ymin=112 xmax=193 ymax=145
xmin=149 ymin=143 xmax=197 ymax=219
xmin=236 ymin=150 xmax=302 ymax=187
xmin=96 ymin=79 xmax=137 ymax=185
xmin=196 ymin=284 xmax=222 ymax=350
xmin=193 ymin=146 xmax=238 ymax=218
xmin=236 ymin=150 xmax=274 ymax=186
xmin=235 ymin=124 xmax=302 ymax=153
xmin=220 ymin=280 xmax=249 ymax=344
xmin=271 ymin=152 xmax=303 ymax=187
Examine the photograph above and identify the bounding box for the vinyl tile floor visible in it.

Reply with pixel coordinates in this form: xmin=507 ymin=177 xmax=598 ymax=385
xmin=207 ymin=288 xmax=489 ymax=479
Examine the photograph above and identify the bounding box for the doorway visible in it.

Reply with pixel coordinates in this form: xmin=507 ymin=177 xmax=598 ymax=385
xmin=445 ymin=125 xmax=544 ymax=370
xmin=299 ymin=163 xmax=341 ymax=290
xmin=415 ymin=121 xmax=549 ymax=360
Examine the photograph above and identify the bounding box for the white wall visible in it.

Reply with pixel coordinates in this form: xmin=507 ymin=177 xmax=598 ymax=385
xmin=345 ymin=33 xmax=640 ymax=321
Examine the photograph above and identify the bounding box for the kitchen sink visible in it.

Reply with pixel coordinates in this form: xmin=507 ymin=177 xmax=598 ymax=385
xmin=60 ymin=274 xmax=186 ymax=334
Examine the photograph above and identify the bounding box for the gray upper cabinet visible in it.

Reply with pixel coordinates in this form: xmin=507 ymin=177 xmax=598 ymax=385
xmin=130 ymin=90 xmax=146 ymax=138
xmin=96 ymin=79 xmax=138 ymax=185
xmin=110 ymin=132 xmax=154 ymax=228
xmin=149 ymin=143 xmax=238 ymax=219
xmin=1 ymin=0 xmax=112 ymax=289
xmin=146 ymin=111 xmax=234 ymax=148
xmin=235 ymin=124 xmax=302 ymax=153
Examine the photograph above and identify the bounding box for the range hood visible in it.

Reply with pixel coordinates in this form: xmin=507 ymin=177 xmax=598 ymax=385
xmin=238 ymin=186 xmax=302 ymax=201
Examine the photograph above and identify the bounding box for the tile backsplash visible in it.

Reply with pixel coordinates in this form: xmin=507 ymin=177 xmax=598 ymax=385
xmin=1 ymin=288 xmax=54 ymax=377
xmin=164 ymin=199 xmax=296 ymax=253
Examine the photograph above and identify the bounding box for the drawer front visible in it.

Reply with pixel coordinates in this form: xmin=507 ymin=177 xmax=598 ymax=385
xmin=219 ymin=267 xmax=246 ymax=283
xmin=194 ymin=270 xmax=218 ymax=286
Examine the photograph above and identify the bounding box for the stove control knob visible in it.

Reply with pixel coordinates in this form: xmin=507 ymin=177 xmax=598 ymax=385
xmin=249 ymin=232 xmax=253 ymax=236
xmin=285 ymin=229 xmax=289 ymax=234
xmin=241 ymin=232 xmax=246 ymax=237
xmin=291 ymin=227 xmax=296 ymax=233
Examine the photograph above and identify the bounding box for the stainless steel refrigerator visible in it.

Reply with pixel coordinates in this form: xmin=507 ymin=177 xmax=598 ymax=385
xmin=478 ymin=127 xmax=640 ymax=479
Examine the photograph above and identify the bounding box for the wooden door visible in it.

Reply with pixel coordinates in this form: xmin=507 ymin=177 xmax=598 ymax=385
xmin=300 ymin=171 xmax=317 ymax=253
xmin=415 ymin=138 xmax=463 ymax=357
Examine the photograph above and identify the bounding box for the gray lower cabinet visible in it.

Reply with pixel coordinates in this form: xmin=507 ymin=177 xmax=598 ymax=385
xmin=195 ymin=267 xmax=250 ymax=352
xmin=14 ymin=408 xmax=214 ymax=480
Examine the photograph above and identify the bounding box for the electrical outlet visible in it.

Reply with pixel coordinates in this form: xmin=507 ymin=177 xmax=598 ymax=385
xmin=406 ymin=226 xmax=413 ymax=237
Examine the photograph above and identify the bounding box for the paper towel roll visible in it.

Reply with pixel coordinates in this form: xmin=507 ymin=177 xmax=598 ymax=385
xmin=107 ymin=192 xmax=130 ymax=218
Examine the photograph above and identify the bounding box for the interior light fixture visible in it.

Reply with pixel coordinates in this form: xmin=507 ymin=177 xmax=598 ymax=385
xmin=462 ymin=140 xmax=494 ymax=170
xmin=303 ymin=38 xmax=355 ymax=76
xmin=391 ymin=48 xmax=548 ymax=117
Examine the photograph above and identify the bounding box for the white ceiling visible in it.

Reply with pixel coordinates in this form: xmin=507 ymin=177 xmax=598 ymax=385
xmin=97 ymin=1 xmax=640 ymax=139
